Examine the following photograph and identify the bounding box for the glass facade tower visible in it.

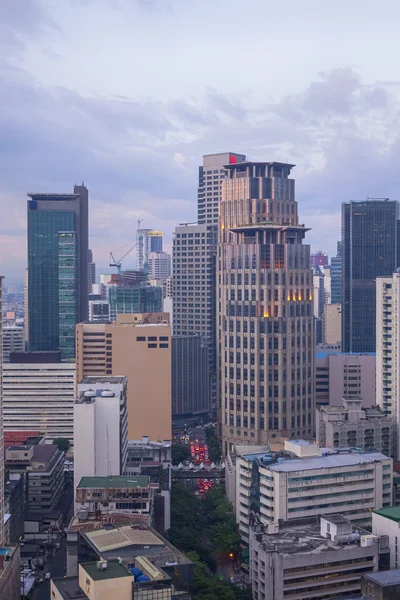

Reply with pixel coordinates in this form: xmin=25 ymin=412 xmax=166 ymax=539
xmin=342 ymin=199 xmax=400 ymax=353
xmin=27 ymin=185 xmax=89 ymax=355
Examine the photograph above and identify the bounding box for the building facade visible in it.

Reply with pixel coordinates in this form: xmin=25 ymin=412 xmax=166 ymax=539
xmin=27 ymin=185 xmax=89 ymax=354
xmin=76 ymin=318 xmax=171 ymax=441
xmin=108 ymin=284 xmax=162 ymax=321
xmin=342 ymin=199 xmax=400 ymax=353
xmin=331 ymin=241 xmax=342 ymax=304
xmin=148 ymin=251 xmax=171 ymax=284
xmin=137 ymin=229 xmax=163 ymax=272
xmin=2 ymin=356 xmax=76 ymax=443
xmin=88 ymin=300 xmax=110 ymax=323
xmin=2 ymin=327 xmax=24 ymax=362
xmin=218 ymin=161 xmax=314 ymax=451
xmin=88 ymin=249 xmax=96 ymax=293
xmin=58 ymin=231 xmax=78 ymax=358
xmin=323 ymin=303 xmax=342 ymax=345
xmin=372 ymin=507 xmax=400 ymax=570
xmin=172 ymin=335 xmax=210 ymax=417
xmin=310 ymin=251 xmax=329 ymax=268
xmin=316 ymin=397 xmax=392 ymax=455
xmin=73 ymin=377 xmax=128 ymax=504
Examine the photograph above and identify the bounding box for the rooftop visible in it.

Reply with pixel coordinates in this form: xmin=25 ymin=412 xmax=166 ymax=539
xmin=78 ymin=475 xmax=150 ymax=489
xmin=51 ymin=577 xmax=86 ymax=599
xmin=229 ymin=221 xmax=310 ymax=233
xmin=266 ymin=451 xmax=390 ymax=473
xmin=373 ymin=506 xmax=400 ymax=523
xmin=224 ymin=160 xmax=295 ymax=169
xmin=80 ymin=376 xmax=126 ymax=384
xmin=364 ymin=568 xmax=400 ymax=586
xmin=86 ymin=526 xmax=163 ymax=553
xmin=83 ymin=560 xmax=132 ymax=581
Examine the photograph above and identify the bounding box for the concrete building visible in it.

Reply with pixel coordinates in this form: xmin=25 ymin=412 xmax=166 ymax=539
xmin=218 ymin=161 xmax=314 ymax=451
xmin=76 ymin=316 xmax=171 ymax=441
xmin=315 ymin=351 xmax=376 ymax=407
xmin=316 ymin=397 xmax=392 ymax=455
xmin=2 ymin=327 xmax=24 ymax=362
xmin=310 ymin=251 xmax=329 ymax=268
xmin=376 ymin=272 xmax=400 ymax=458
xmin=235 ymin=440 xmax=392 ymax=543
xmin=172 ymin=335 xmax=210 ymax=417
xmin=73 ymin=377 xmax=128 ymax=505
xmin=373 ymin=507 xmax=400 ymax=569
xmin=361 ymin=569 xmax=400 ymax=599
xmin=313 ymin=267 xmax=325 ymax=318
xmin=164 ymin=275 xmax=173 ymax=300
xmin=88 ymin=300 xmax=110 ymax=323
xmin=2 ymin=354 xmax=76 ymax=443
xmin=148 ymin=251 xmax=171 ymax=284
xmin=88 ymin=249 xmax=96 ymax=293
xmin=4 ymin=476 xmax=24 ymax=544
xmin=323 ymin=303 xmax=342 ymax=345
xmin=342 ymin=198 xmax=400 ymax=353
xmin=27 ymin=185 xmax=89 ymax=356
xmin=323 ymin=264 xmax=331 ymax=303
xmin=250 ymin=515 xmax=380 ymax=600
xmin=137 ymin=229 xmax=163 ymax=272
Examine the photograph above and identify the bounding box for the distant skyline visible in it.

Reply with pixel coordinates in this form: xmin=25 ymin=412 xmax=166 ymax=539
xmin=2 ymin=0 xmax=400 ymax=277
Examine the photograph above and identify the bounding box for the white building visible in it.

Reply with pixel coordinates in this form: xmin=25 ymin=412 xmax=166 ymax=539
xmin=73 ymin=376 xmax=128 ymax=510
xmin=376 ymin=272 xmax=400 ymax=457
xmin=88 ymin=300 xmax=110 ymax=323
xmin=148 ymin=251 xmax=171 ymax=284
xmin=235 ymin=440 xmax=392 ymax=543
xmin=2 ymin=326 xmax=24 ymax=363
xmin=250 ymin=515 xmax=380 ymax=600
xmin=2 ymin=359 xmax=76 ymax=443
xmin=372 ymin=507 xmax=400 ymax=569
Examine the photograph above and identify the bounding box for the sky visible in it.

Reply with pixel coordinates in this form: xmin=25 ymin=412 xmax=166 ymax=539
xmin=2 ymin=0 xmax=400 ymax=279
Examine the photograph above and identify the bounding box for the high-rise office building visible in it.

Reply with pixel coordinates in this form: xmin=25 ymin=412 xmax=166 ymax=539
xmin=148 ymin=251 xmax=171 ymax=284
xmin=218 ymin=161 xmax=314 ymax=451
xmin=172 ymin=335 xmax=210 ymax=417
xmin=88 ymin=249 xmax=96 ymax=293
xmin=2 ymin=327 xmax=24 ymax=362
xmin=0 ymin=277 xmax=4 ymax=545
xmin=310 ymin=250 xmax=329 ymax=268
xmin=331 ymin=241 xmax=342 ymax=304
xmin=376 ymin=271 xmax=400 ymax=457
xmin=27 ymin=185 xmax=89 ymax=356
xmin=197 ymin=152 xmax=246 ymax=225
xmin=24 ymin=268 xmax=28 ymax=346
xmin=137 ymin=229 xmax=163 ymax=272
xmin=76 ymin=315 xmax=171 ymax=441
xmin=108 ymin=283 xmax=162 ymax=321
xmin=342 ymin=199 xmax=400 ymax=353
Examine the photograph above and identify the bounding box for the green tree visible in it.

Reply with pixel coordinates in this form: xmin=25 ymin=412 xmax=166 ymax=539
xmin=171 ymin=444 xmax=191 ymax=465
xmin=205 ymin=426 xmax=221 ymax=463
xmin=53 ymin=438 xmax=70 ymax=453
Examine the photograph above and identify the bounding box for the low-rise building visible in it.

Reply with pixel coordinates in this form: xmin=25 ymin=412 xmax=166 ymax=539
xmin=250 ymin=515 xmax=381 ymax=600
xmin=316 ymin=397 xmax=393 ymax=455
xmin=4 ymin=475 xmax=24 ymax=544
xmin=361 ymin=569 xmax=400 ymax=599
xmin=373 ymin=507 xmax=400 ymax=569
xmin=0 ymin=545 xmax=20 ymax=600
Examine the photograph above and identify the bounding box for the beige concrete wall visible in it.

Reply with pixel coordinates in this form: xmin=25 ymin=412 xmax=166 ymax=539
xmin=323 ymin=303 xmax=342 ymax=344
xmin=76 ymin=319 xmax=172 ymax=442
xmin=79 ymin=565 xmax=133 ymax=600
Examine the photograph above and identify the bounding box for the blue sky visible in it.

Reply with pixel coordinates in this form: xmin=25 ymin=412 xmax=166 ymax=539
xmin=2 ymin=0 xmax=400 ymax=277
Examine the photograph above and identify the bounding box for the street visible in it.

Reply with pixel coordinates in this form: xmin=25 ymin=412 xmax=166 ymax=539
xmin=32 ymin=536 xmax=67 ymax=600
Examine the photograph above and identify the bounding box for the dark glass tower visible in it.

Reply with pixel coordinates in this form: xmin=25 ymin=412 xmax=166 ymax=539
xmin=27 ymin=185 xmax=89 ymax=356
xmin=342 ymin=199 xmax=400 ymax=353
xmin=330 ymin=241 xmax=342 ymax=305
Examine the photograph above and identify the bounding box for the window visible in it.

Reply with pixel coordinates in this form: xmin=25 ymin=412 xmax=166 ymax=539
xmin=159 ymin=343 xmax=169 ymax=348
xmin=148 ymin=336 xmax=157 ymax=341
xmin=137 ymin=336 xmax=146 ymax=342
xmin=160 ymin=336 xmax=169 ymax=341
xmin=148 ymin=343 xmax=157 ymax=348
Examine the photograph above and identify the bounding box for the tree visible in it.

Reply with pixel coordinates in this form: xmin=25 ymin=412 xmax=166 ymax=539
xmin=171 ymin=444 xmax=191 ymax=465
xmin=205 ymin=426 xmax=221 ymax=463
xmin=53 ymin=438 xmax=70 ymax=453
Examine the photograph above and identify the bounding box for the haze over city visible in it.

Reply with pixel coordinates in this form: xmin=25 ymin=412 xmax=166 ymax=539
xmin=2 ymin=0 xmax=400 ymax=277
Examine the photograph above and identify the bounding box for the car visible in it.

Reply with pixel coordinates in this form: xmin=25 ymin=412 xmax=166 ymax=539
xmin=230 ymin=577 xmax=236 ymax=583
xmin=45 ymin=572 xmax=51 ymax=580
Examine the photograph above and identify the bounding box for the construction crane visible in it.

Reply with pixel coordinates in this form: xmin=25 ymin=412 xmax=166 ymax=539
xmin=109 ymin=242 xmax=138 ymax=275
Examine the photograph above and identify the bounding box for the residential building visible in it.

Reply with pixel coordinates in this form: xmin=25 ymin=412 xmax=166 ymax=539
xmin=342 ymin=198 xmax=400 ymax=353
xmin=88 ymin=300 xmax=110 ymax=323
xmin=218 ymin=161 xmax=314 ymax=451
xmin=197 ymin=151 xmax=246 ymax=225
xmin=316 ymin=397 xmax=392 ymax=455
xmin=331 ymin=241 xmax=342 ymax=304
xmin=315 ymin=351 xmax=376 ymax=407
xmin=148 ymin=251 xmax=171 ymax=284
xmin=88 ymin=249 xmax=96 ymax=293
xmin=5 ymin=444 xmax=65 ymax=515
xmin=373 ymin=507 xmax=400 ymax=569
xmin=310 ymin=250 xmax=329 ymax=268
xmin=2 ymin=327 xmax=24 ymax=362
xmin=164 ymin=275 xmax=173 ymax=299
xmin=173 ymin=223 xmax=217 ymax=411
xmin=235 ymin=440 xmax=392 ymax=543
xmin=323 ymin=303 xmax=342 ymax=345
xmin=172 ymin=335 xmax=210 ymax=417
xmin=73 ymin=377 xmax=128 ymax=505
xmin=27 ymin=185 xmax=89 ymax=355
xmin=2 ymin=353 xmax=76 ymax=443
xmin=250 ymin=515 xmax=380 ymax=600
xmin=361 ymin=569 xmax=400 ymax=599
xmin=376 ymin=272 xmax=400 ymax=457
xmin=76 ymin=316 xmax=171 ymax=441
xmin=137 ymin=229 xmax=163 ymax=272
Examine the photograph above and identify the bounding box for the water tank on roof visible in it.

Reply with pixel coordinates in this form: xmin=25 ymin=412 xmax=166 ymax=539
xmin=84 ymin=390 xmax=96 ymax=398
xmin=137 ymin=575 xmax=150 ymax=582
xmin=130 ymin=568 xmax=143 ymax=579
xmin=101 ymin=390 xmax=114 ymax=397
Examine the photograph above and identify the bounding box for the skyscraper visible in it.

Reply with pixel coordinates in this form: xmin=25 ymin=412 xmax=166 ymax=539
xmin=310 ymin=251 xmax=329 ymax=268
xmin=330 ymin=241 xmax=342 ymax=304
xmin=27 ymin=185 xmax=89 ymax=356
xmin=218 ymin=161 xmax=314 ymax=452
xmin=137 ymin=229 xmax=163 ymax=272
xmin=88 ymin=248 xmax=96 ymax=293
xmin=0 ymin=276 xmax=4 ymax=545
xmin=148 ymin=251 xmax=171 ymax=284
xmin=342 ymin=199 xmax=400 ymax=353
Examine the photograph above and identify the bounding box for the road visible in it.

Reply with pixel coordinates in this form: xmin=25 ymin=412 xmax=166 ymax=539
xmin=33 ymin=536 xmax=67 ymax=600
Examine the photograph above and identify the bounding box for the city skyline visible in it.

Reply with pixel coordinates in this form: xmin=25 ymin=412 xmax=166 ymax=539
xmin=2 ymin=1 xmax=400 ymax=276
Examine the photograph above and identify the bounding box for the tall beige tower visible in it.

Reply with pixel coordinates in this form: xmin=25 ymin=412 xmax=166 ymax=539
xmin=76 ymin=314 xmax=171 ymax=442
xmin=218 ymin=161 xmax=315 ymax=453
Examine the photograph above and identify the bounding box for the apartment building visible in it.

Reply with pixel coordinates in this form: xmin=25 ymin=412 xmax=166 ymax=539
xmin=2 ymin=352 xmax=76 ymax=443
xmin=250 ymin=515 xmax=380 ymax=600
xmin=316 ymin=397 xmax=392 ymax=455
xmin=235 ymin=440 xmax=392 ymax=543
xmin=76 ymin=315 xmax=171 ymax=441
